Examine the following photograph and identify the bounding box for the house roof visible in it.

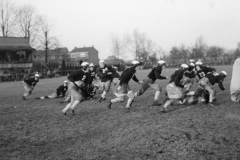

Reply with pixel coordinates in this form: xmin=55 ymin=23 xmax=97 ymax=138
xmin=33 ymin=47 xmax=69 ymax=55
xmin=0 ymin=46 xmax=35 ymax=51
xmin=70 ymin=46 xmax=98 ymax=53
xmin=0 ymin=37 xmax=35 ymax=51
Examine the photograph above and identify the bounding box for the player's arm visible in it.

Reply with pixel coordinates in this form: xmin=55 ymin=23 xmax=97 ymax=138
xmin=205 ymin=66 xmax=216 ymax=73
xmin=96 ymin=67 xmax=107 ymax=78
xmin=218 ymin=79 xmax=225 ymax=90
xmin=132 ymin=75 xmax=142 ymax=84
xmin=154 ymin=69 xmax=167 ymax=80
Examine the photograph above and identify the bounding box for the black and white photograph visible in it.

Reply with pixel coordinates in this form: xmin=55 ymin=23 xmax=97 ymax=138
xmin=0 ymin=0 xmax=240 ymax=159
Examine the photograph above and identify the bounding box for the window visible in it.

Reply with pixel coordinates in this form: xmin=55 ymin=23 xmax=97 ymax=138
xmin=51 ymin=55 xmax=55 ymax=59
xmin=70 ymin=52 xmax=88 ymax=58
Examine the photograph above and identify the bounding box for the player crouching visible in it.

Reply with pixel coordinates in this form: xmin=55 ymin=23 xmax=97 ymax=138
xmin=62 ymin=62 xmax=89 ymax=115
xmin=21 ymin=74 xmax=40 ymax=100
xmin=36 ymin=80 xmax=68 ymax=99
xmin=195 ymin=71 xmax=227 ymax=106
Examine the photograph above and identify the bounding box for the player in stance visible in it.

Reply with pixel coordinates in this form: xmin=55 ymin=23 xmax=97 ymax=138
xmin=107 ymin=60 xmax=142 ymax=109
xmin=84 ymin=63 xmax=99 ymax=99
xmin=96 ymin=60 xmax=114 ymax=102
xmin=22 ymin=73 xmax=40 ymax=100
xmin=161 ymin=64 xmax=189 ymax=113
xmin=62 ymin=62 xmax=89 ymax=115
xmin=230 ymin=58 xmax=240 ymax=103
xmin=195 ymin=71 xmax=227 ymax=106
xmin=125 ymin=60 xmax=168 ymax=108
xmin=36 ymin=80 xmax=68 ymax=99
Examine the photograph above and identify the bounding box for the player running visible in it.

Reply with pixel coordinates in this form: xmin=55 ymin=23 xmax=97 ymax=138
xmin=125 ymin=60 xmax=168 ymax=108
xmin=107 ymin=60 xmax=143 ymax=109
xmin=36 ymin=80 xmax=68 ymax=99
xmin=62 ymin=62 xmax=89 ymax=115
xmin=161 ymin=64 xmax=189 ymax=113
xmin=22 ymin=73 xmax=40 ymax=100
xmin=96 ymin=60 xmax=115 ymax=102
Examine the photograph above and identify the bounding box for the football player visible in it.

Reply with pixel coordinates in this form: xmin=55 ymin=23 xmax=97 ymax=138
xmin=107 ymin=60 xmax=142 ymax=109
xmin=96 ymin=60 xmax=114 ymax=102
xmin=125 ymin=60 xmax=168 ymax=108
xmin=195 ymin=61 xmax=216 ymax=81
xmin=36 ymin=80 xmax=68 ymax=99
xmin=62 ymin=62 xmax=89 ymax=115
xmin=22 ymin=73 xmax=40 ymax=100
xmin=196 ymin=71 xmax=227 ymax=106
xmin=161 ymin=64 xmax=189 ymax=113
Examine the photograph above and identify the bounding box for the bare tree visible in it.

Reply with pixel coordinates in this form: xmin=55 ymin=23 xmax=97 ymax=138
xmin=131 ymin=29 xmax=142 ymax=60
xmin=110 ymin=33 xmax=131 ymax=59
xmin=14 ymin=5 xmax=40 ymax=46
xmin=110 ymin=33 xmax=122 ymax=59
xmin=37 ymin=16 xmax=59 ymax=64
xmin=0 ymin=0 xmax=16 ymax=37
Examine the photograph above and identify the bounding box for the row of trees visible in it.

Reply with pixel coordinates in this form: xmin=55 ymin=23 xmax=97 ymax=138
xmin=110 ymin=29 xmax=161 ymax=66
xmin=0 ymin=0 xmax=59 ymax=63
xmin=168 ymin=37 xmax=240 ymax=59
xmin=110 ymin=30 xmax=240 ymax=65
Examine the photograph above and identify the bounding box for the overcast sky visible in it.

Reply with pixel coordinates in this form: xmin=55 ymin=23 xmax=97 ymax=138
xmin=11 ymin=0 xmax=240 ymax=59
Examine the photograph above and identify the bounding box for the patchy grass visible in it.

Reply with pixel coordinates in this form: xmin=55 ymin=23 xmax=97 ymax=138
xmin=1 ymin=66 xmax=240 ymax=160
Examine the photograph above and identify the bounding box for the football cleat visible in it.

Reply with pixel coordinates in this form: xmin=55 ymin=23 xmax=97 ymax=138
xmin=71 ymin=110 xmax=75 ymax=115
xmin=209 ymin=102 xmax=214 ymax=107
xmin=160 ymin=107 xmax=167 ymax=113
xmin=107 ymin=100 xmax=112 ymax=109
xmin=152 ymin=101 xmax=162 ymax=106
xmin=98 ymin=97 xmax=106 ymax=102
xmin=22 ymin=96 xmax=26 ymax=100
xmin=62 ymin=111 xmax=67 ymax=116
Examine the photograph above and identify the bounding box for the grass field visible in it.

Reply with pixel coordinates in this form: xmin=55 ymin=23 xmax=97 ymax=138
xmin=1 ymin=65 xmax=240 ymax=160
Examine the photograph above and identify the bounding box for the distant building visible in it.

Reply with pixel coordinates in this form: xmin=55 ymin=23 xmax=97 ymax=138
xmin=32 ymin=47 xmax=69 ymax=64
xmin=66 ymin=46 xmax=99 ymax=67
xmin=0 ymin=37 xmax=35 ymax=75
xmin=105 ymin=55 xmax=124 ymax=65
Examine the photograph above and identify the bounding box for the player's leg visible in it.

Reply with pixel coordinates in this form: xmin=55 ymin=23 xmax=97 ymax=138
xmin=125 ymin=79 xmax=150 ymax=108
xmin=22 ymin=83 xmax=32 ymax=100
xmin=151 ymin=83 xmax=162 ymax=106
xmin=107 ymin=84 xmax=127 ymax=109
xmin=62 ymin=94 xmax=74 ymax=115
xmin=62 ymin=83 xmax=75 ymax=115
xmin=205 ymin=84 xmax=215 ymax=106
xmin=134 ymin=78 xmax=151 ymax=97
xmin=161 ymin=83 xmax=182 ymax=113
xmin=99 ymin=80 xmax=111 ymax=102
